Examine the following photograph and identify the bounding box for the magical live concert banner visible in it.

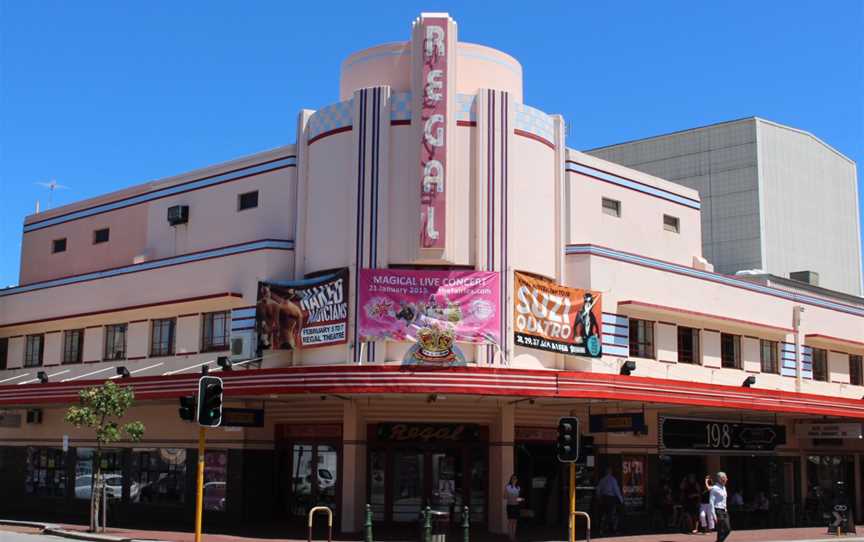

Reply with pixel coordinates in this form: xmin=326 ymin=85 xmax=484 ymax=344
xmin=256 ymin=268 xmax=349 ymax=350
xmin=513 ymin=271 xmax=603 ymax=357
xmin=358 ymin=269 xmax=500 ymax=364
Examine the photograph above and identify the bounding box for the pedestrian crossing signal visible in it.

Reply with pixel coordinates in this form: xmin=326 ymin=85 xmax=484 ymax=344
xmin=197 ymin=376 xmax=223 ymax=427
xmin=556 ymin=416 xmax=580 ymax=462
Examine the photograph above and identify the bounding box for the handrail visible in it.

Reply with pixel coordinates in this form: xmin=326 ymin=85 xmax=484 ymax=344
xmin=571 ymin=510 xmax=591 ymax=542
xmin=308 ymin=506 xmax=333 ymax=542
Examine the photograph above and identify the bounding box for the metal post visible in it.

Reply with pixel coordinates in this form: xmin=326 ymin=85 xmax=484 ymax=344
xmin=423 ymin=506 xmax=432 ymax=542
xmin=365 ymin=504 xmax=373 ymax=542
xmin=569 ymin=463 xmax=576 ymax=542
xmin=194 ymin=426 xmax=206 ymax=542
xmin=462 ymin=505 xmax=470 ymax=542
xmin=101 ymin=481 xmax=107 ymax=532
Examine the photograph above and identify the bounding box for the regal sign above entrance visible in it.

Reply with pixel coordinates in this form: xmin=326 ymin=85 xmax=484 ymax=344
xmin=660 ymin=416 xmax=787 ymax=453
xmin=418 ymin=16 xmax=448 ymax=250
xmin=376 ymin=423 xmax=480 ymax=442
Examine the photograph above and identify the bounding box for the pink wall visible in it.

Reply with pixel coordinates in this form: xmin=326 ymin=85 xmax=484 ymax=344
xmin=20 ymin=204 xmax=148 ymax=285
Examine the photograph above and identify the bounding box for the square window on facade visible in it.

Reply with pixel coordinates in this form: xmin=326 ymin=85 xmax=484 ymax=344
xmin=850 ymin=355 xmax=863 ymax=386
xmin=628 ymin=319 xmax=654 ymax=358
xmin=52 ymin=238 xmax=67 ymax=253
xmin=24 ymin=334 xmax=44 ymax=367
xmin=721 ymin=333 xmax=741 ymax=369
xmin=104 ymin=324 xmax=127 ymax=361
xmin=663 ymin=214 xmax=680 ymax=233
xmin=812 ymin=348 xmax=828 ymax=382
xmin=237 ymin=191 xmax=259 ymax=211
xmin=602 ymin=197 xmax=621 ymax=217
xmin=93 ymin=228 xmax=110 ymax=244
xmin=202 ymin=311 xmax=230 ymax=352
xmin=151 ymin=318 xmax=176 ymax=357
xmin=760 ymin=340 xmax=779 ymax=374
xmin=62 ymin=329 xmax=84 ymax=364
xmin=677 ymin=326 xmax=700 ymax=364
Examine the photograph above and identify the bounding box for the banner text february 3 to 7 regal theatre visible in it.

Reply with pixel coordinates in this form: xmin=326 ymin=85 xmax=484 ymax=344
xmin=513 ymin=271 xmax=603 ymax=357
xmin=256 ymin=268 xmax=349 ymax=350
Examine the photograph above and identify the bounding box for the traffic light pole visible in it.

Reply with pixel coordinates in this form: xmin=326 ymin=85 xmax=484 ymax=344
xmin=569 ymin=462 xmax=575 ymax=542
xmin=194 ymin=426 xmax=206 ymax=542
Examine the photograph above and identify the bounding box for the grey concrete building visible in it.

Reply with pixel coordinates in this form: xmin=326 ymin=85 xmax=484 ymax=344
xmin=587 ymin=117 xmax=863 ymax=296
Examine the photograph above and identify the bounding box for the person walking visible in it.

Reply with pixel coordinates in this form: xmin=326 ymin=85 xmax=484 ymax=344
xmin=699 ymin=474 xmax=716 ymax=534
xmin=505 ymin=474 xmax=523 ymax=542
xmin=596 ymin=467 xmax=624 ymax=535
xmin=710 ymin=472 xmax=731 ymax=542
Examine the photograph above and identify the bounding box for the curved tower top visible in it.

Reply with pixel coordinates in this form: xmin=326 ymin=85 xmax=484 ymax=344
xmin=339 ymin=14 xmax=523 ymax=102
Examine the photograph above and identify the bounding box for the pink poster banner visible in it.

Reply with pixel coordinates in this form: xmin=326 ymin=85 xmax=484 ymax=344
xmin=358 ymin=269 xmax=501 ymax=350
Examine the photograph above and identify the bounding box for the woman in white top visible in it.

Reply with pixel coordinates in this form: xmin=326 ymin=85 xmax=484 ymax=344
xmin=505 ymin=474 xmax=523 ymax=542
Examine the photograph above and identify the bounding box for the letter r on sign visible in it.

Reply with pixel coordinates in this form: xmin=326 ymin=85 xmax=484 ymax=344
xmin=425 ymin=25 xmax=445 ymax=58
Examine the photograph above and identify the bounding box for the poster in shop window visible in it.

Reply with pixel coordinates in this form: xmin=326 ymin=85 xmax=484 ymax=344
xmin=256 ymin=268 xmax=349 ymax=350
xmin=358 ymin=269 xmax=500 ymax=365
xmin=513 ymin=271 xmax=602 ymax=357
xmin=621 ymin=456 xmax=645 ymax=510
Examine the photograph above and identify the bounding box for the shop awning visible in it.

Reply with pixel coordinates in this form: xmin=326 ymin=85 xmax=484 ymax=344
xmin=617 ymin=300 xmax=792 ymax=335
xmin=1 ymin=364 xmax=863 ymax=419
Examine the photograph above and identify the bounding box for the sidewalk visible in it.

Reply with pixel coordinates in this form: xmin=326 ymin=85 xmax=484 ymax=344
xmin=3 ymin=521 xmax=864 ymax=542
xmin=595 ymin=526 xmax=864 ymax=542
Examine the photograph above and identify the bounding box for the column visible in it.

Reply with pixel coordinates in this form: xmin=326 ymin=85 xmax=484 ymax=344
xmin=490 ymin=402 xmax=515 ymax=533
xmin=341 ymin=400 xmax=364 ymax=532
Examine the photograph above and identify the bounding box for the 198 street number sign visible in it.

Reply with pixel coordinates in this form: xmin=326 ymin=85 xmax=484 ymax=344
xmin=660 ymin=416 xmax=786 ymax=453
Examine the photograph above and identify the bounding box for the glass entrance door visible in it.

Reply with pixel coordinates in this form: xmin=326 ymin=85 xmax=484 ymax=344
xmin=392 ymin=450 xmax=424 ymax=522
xmin=431 ymin=451 xmax=463 ymax=512
xmin=287 ymin=443 xmax=340 ymax=521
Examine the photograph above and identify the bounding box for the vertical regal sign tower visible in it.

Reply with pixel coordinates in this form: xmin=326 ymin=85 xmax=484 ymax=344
xmin=412 ymin=14 xmax=457 ymax=259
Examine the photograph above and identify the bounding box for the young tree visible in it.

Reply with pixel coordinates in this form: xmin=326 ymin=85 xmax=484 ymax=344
xmin=65 ymin=380 xmax=145 ymax=532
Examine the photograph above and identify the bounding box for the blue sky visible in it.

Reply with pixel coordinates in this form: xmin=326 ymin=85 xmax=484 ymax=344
xmin=0 ymin=0 xmax=861 ymax=288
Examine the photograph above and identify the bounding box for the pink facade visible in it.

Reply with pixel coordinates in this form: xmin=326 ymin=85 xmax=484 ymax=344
xmin=0 ymin=12 xmax=862 ymax=537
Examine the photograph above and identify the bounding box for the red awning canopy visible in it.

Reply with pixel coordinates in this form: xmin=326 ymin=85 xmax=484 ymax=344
xmin=1 ymin=364 xmax=862 ymax=419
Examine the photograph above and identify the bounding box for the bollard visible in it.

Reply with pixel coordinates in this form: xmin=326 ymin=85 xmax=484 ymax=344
xmin=462 ymin=506 xmax=470 ymax=542
xmin=423 ymin=506 xmax=432 ymax=542
xmin=364 ymin=504 xmax=373 ymax=542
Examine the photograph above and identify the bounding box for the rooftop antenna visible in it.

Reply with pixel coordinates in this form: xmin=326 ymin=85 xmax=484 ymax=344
xmin=35 ymin=179 xmax=70 ymax=209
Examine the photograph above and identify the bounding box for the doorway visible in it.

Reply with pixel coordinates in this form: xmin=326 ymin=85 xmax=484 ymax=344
xmin=367 ymin=423 xmax=488 ymax=528
xmin=280 ymin=443 xmax=340 ymax=525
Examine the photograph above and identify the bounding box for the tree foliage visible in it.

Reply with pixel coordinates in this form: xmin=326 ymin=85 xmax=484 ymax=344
xmin=64 ymin=380 xmax=145 ymax=531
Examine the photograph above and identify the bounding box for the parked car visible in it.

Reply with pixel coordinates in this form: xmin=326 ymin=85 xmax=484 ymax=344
xmin=75 ymin=474 xmax=138 ymax=500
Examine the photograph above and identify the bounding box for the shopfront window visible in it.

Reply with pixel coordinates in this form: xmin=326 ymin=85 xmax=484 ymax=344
xmin=629 ymin=319 xmax=654 ymax=359
xmin=24 ymin=447 xmax=66 ymax=497
xmin=806 ymin=455 xmax=854 ymax=525
xmin=74 ymin=448 xmax=125 ymax=500
xmin=132 ymin=448 xmax=187 ymax=505
xmin=204 ymin=451 xmax=228 ymax=512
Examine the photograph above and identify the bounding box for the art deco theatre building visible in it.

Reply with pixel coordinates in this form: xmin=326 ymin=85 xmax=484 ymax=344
xmin=1 ymin=13 xmax=862 ymax=538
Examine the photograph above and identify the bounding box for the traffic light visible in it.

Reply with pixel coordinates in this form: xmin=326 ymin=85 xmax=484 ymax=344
xmin=179 ymin=396 xmax=196 ymax=422
xmin=556 ymin=416 xmax=580 ymax=462
xmin=197 ymin=376 xmax=224 ymax=427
